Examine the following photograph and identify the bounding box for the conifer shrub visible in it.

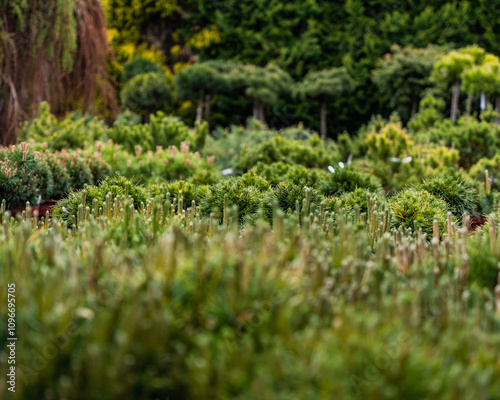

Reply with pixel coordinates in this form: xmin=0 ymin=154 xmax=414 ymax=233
xmin=59 ymin=150 xmax=94 ymax=190
xmin=122 ymin=57 xmax=163 ymax=82
xmin=120 ymin=72 xmax=172 ymax=120
xmin=338 ymin=188 xmax=385 ymax=215
xmin=262 ymin=182 xmax=325 ymax=221
xmin=200 ymin=177 xmax=269 ymax=224
xmin=417 ymin=118 xmax=499 ymax=169
xmin=237 ymin=135 xmax=334 ymax=172
xmin=0 ymin=143 xmax=53 ymax=207
xmin=108 ymin=112 xmax=190 ymax=152
xmin=467 ymin=238 xmax=498 ymax=290
xmin=251 ymin=162 xmax=330 ymax=187
xmin=53 ymin=176 xmax=148 ymax=225
xmin=148 ymin=180 xmax=209 ymax=208
xmin=407 ymin=95 xmax=446 ymax=132
xmin=320 ymin=167 xmax=383 ymax=197
xmin=389 ymin=188 xmax=449 ymax=238
xmin=44 ymin=152 xmax=72 ymax=198
xmin=469 ymin=155 xmax=500 ymax=186
xmin=420 ymin=175 xmax=478 ymax=218
xmin=19 ymin=102 xmax=109 ymax=150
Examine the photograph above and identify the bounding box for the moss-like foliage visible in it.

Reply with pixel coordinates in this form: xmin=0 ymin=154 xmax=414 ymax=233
xmin=389 ymin=188 xmax=449 ymax=238
xmin=420 ymin=175 xmax=478 ymax=218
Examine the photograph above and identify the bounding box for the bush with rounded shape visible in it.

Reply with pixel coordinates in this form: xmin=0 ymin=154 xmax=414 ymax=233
xmin=120 ymin=72 xmax=172 ymax=119
xmin=238 ymin=135 xmax=334 ymax=172
xmin=53 ymin=176 xmax=148 ymax=226
xmin=122 ymin=57 xmax=163 ymax=82
xmin=148 ymin=180 xmax=208 ymax=208
xmin=320 ymin=167 xmax=383 ymax=197
xmin=263 ymin=182 xmax=325 ymax=221
xmin=338 ymin=188 xmax=385 ymax=215
xmin=0 ymin=144 xmax=53 ymax=207
xmin=251 ymin=162 xmax=330 ymax=187
xmin=420 ymin=175 xmax=478 ymax=218
xmin=389 ymin=188 xmax=449 ymax=238
xmin=200 ymin=177 xmax=269 ymax=224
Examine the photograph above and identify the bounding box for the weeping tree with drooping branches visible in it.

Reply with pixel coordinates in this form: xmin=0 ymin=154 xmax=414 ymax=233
xmin=0 ymin=0 xmax=116 ymax=145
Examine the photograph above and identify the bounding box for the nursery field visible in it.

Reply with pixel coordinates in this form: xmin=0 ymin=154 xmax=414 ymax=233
xmin=3 ymin=0 xmax=500 ymax=399
xmin=2 ymin=105 xmax=500 ymax=399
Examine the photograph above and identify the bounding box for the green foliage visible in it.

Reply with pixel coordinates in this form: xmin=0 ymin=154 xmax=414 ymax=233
xmin=407 ymin=94 xmax=446 ymax=132
xmin=108 ymin=112 xmax=190 ymax=152
xmin=467 ymin=235 xmax=499 ymax=290
xmin=200 ymin=176 xmax=269 ymax=224
xmin=19 ymin=102 xmax=109 ymax=150
xmin=372 ymin=45 xmax=444 ymax=121
xmin=417 ymin=118 xmax=499 ymax=169
xmin=462 ymin=56 xmax=500 ymax=99
xmin=120 ymin=72 xmax=172 ymax=117
xmin=231 ymin=63 xmax=293 ymax=118
xmin=148 ymin=180 xmax=209 ymax=208
xmin=97 ymin=139 xmax=219 ymax=185
xmin=470 ymin=155 xmax=500 ymax=187
xmin=263 ymin=182 xmax=325 ymax=220
xmin=0 ymin=143 xmax=53 ymax=207
xmin=251 ymin=161 xmax=330 ymax=187
xmin=420 ymin=175 xmax=478 ymax=218
xmin=53 ymin=176 xmax=148 ymax=225
xmin=238 ymin=135 xmax=334 ymax=172
xmin=174 ymin=61 xmax=230 ymax=100
xmin=432 ymin=50 xmax=474 ymax=85
xmin=389 ymin=188 xmax=448 ymax=238
xmin=320 ymin=167 xmax=383 ymax=197
xmin=122 ymin=57 xmax=163 ymax=82
xmin=295 ymin=67 xmax=354 ymax=100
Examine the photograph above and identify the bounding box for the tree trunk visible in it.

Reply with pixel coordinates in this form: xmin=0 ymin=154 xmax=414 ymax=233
xmin=466 ymin=94 xmax=473 ymax=115
xmin=196 ymin=95 xmax=204 ymax=123
xmin=144 ymin=111 xmax=150 ymax=124
xmin=253 ymin=102 xmax=259 ymax=120
xmin=480 ymin=92 xmax=487 ymax=111
xmin=451 ymin=81 xmax=460 ymax=122
xmin=204 ymin=93 xmax=211 ymax=132
xmin=411 ymin=99 xmax=418 ymax=118
xmin=320 ymin=99 xmax=327 ymax=141
xmin=258 ymin=103 xmax=266 ymax=123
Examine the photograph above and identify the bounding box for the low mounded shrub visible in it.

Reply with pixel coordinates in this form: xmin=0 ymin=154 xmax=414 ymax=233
xmin=420 ymin=175 xmax=478 ymax=218
xmin=320 ymin=167 xmax=383 ymax=197
xmin=389 ymin=188 xmax=449 ymax=238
